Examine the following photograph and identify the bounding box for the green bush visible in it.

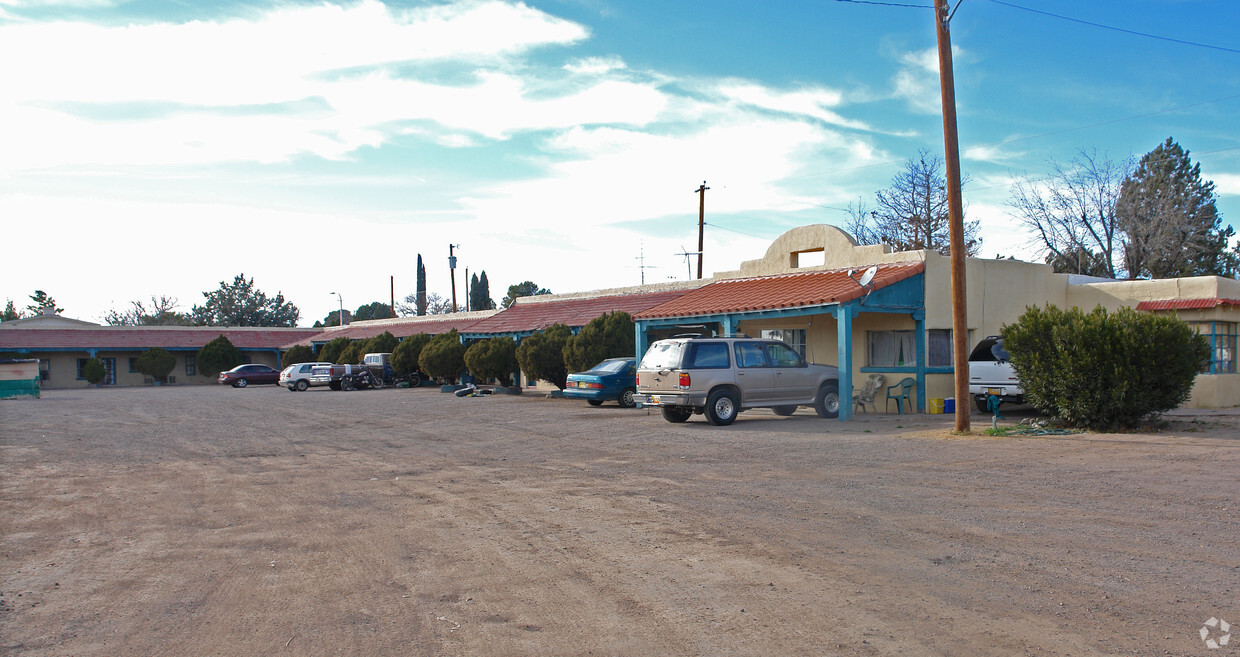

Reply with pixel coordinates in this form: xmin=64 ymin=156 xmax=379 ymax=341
xmin=419 ymin=329 xmax=466 ymax=383
xmin=338 ymin=340 xmax=367 ymax=365
xmin=82 ymin=357 xmax=108 ymax=385
xmin=282 ymin=345 xmax=316 ymax=367
xmin=197 ymin=335 xmax=243 ymax=379
xmin=516 ymin=324 xmax=572 ymax=390
xmin=392 ymin=333 xmax=432 ymax=375
xmin=368 ymin=331 xmax=399 ymax=355
xmin=1002 ymin=304 xmax=1209 ymax=430
xmin=464 ymin=337 xmax=519 ymax=386
xmin=563 ymin=311 xmax=635 ymax=373
xmin=317 ymin=336 xmax=351 ymax=364
xmin=135 ymin=347 xmax=176 ymax=382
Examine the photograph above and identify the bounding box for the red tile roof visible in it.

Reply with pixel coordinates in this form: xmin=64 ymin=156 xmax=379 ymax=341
xmin=635 ymin=262 xmax=925 ymax=319
xmin=464 ymin=290 xmax=690 ymax=334
xmin=283 ymin=313 xmax=495 ymax=348
xmin=1136 ymin=298 xmax=1240 ymax=311
xmin=0 ymin=327 xmax=321 ymax=352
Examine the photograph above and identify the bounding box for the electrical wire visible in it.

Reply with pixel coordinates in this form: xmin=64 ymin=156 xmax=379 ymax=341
xmin=985 ymin=0 xmax=1240 ymax=55
xmin=831 ymin=0 xmax=930 ymax=8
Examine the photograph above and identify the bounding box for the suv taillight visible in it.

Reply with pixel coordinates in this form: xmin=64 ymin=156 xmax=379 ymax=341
xmin=678 ymin=372 xmax=691 ymax=388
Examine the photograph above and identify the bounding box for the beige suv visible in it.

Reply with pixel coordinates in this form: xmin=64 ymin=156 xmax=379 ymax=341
xmin=635 ymin=336 xmax=840 ymax=425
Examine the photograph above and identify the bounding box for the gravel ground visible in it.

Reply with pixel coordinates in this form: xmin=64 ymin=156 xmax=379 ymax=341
xmin=2 ymin=385 xmax=1238 ymax=656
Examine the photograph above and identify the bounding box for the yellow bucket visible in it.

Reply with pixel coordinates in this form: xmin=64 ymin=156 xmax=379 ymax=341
xmin=928 ymin=398 xmax=945 ymax=414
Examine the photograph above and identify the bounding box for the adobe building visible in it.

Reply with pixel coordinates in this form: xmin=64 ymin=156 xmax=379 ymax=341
xmin=631 ymin=224 xmax=1238 ymax=418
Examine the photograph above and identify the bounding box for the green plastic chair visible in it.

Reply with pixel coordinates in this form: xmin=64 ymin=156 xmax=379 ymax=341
xmin=885 ymin=377 xmax=915 ymax=414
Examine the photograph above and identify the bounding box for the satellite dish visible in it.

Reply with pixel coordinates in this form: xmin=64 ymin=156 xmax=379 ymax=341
xmin=857 ymin=266 xmax=877 ymax=287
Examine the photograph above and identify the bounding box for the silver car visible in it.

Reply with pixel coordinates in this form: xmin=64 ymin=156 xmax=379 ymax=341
xmin=635 ymin=336 xmax=840 ymax=425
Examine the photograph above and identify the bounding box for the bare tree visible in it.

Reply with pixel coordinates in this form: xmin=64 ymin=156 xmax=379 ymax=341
xmin=103 ymin=296 xmax=194 ymax=326
xmin=842 ymin=196 xmax=879 ymax=246
xmin=1007 ymin=149 xmax=1130 ymax=278
xmin=871 ymin=150 xmax=979 ymax=256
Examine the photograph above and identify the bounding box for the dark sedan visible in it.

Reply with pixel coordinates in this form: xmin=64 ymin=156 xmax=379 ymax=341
xmin=218 ymin=364 xmax=281 ymax=388
xmin=564 ymin=358 xmax=637 ymax=408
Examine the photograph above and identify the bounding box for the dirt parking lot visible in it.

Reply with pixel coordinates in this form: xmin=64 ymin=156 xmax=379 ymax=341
xmin=2 ymin=385 xmax=1238 ymax=656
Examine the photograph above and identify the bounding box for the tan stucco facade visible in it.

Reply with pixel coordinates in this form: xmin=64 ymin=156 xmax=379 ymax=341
xmin=715 ymin=224 xmax=1239 ymax=409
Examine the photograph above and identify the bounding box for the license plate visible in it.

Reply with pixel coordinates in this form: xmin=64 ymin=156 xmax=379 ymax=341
xmin=987 ymin=387 xmax=1002 ymax=396
xmin=647 ymin=395 xmax=661 ymax=405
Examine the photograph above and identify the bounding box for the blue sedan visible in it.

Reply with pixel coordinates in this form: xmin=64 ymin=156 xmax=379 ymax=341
xmin=564 ymin=358 xmax=638 ymax=408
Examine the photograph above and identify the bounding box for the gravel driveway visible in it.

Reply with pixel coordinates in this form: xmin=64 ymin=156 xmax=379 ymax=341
xmin=2 ymin=385 xmax=1238 ymax=656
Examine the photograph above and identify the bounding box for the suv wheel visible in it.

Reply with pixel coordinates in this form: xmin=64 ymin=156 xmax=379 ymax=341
xmin=295 ymin=379 xmax=310 ymax=392
xmin=772 ymin=405 xmax=797 ymax=416
xmin=661 ymin=406 xmax=692 ymax=423
xmin=705 ymin=389 xmax=739 ymax=426
xmin=814 ymin=381 xmax=840 ymax=419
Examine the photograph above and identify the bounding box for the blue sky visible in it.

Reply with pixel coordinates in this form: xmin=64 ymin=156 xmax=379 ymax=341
xmin=3 ymin=0 xmax=1238 ymax=326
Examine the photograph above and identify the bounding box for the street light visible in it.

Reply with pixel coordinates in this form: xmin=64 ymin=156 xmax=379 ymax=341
xmin=331 ymin=292 xmax=343 ymax=327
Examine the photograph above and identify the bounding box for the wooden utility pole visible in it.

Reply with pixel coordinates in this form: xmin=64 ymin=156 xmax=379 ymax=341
xmin=390 ymin=276 xmax=395 ymax=318
xmin=934 ymin=0 xmax=970 ymax=432
xmin=449 ymin=244 xmax=459 ymax=314
xmin=695 ymin=181 xmax=709 ymax=279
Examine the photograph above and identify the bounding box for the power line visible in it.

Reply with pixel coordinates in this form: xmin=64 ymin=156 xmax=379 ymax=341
xmin=831 ymin=0 xmax=930 ymax=8
xmin=985 ymin=0 xmax=1240 ymax=55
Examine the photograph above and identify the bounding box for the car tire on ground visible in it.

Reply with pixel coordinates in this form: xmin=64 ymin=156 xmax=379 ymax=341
xmin=772 ymin=405 xmax=797 ymax=416
xmin=587 ymin=399 xmax=604 ymax=407
xmin=660 ymin=406 xmax=692 ymax=423
xmin=619 ymin=388 xmax=637 ymax=409
xmin=704 ymin=389 xmax=739 ymax=426
xmin=814 ymin=381 xmax=840 ymax=419
xmin=295 ymin=379 xmax=310 ymax=392
xmin=234 ymin=379 xmax=248 ymax=388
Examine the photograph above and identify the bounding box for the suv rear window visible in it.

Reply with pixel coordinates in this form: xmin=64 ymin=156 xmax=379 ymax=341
xmin=639 ymin=341 xmax=686 ymax=370
xmin=686 ymin=342 xmax=730 ymax=369
xmin=968 ymin=337 xmax=1010 ymax=362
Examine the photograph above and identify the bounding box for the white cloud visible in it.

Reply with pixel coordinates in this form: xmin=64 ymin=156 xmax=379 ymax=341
xmin=1214 ymin=173 xmax=1240 ymax=196
xmin=890 ymin=45 xmax=967 ymax=116
xmin=0 ymin=0 xmax=593 ymax=171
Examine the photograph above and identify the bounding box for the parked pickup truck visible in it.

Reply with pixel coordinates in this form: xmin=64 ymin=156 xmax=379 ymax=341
xmin=313 ymin=353 xmax=424 ymax=391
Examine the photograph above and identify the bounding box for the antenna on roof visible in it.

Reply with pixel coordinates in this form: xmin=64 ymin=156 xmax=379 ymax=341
xmin=635 ymin=241 xmax=657 ymax=285
xmin=676 ymin=246 xmax=701 ymax=280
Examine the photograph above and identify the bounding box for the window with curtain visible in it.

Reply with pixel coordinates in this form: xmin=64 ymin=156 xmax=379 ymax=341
xmin=867 ymin=330 xmax=917 ymax=367
xmin=1190 ymin=321 xmax=1237 ymax=374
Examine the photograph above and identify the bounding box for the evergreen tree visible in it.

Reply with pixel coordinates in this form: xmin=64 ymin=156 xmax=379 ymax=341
xmin=515 ymin=324 xmax=572 ymax=389
xmin=502 ymin=281 xmax=551 ymax=308
xmin=469 ymin=271 xmax=495 ymax=311
xmin=26 ymin=290 xmax=63 ymax=316
xmin=197 ymin=335 xmax=243 ymax=378
xmin=1117 ymin=137 xmax=1236 ymax=278
xmin=563 ymin=312 xmax=635 ymax=372
xmin=416 ymin=254 xmax=427 ymax=316
xmin=2 ymin=299 xmax=22 ymax=321
xmin=191 ymin=274 xmax=300 ymax=326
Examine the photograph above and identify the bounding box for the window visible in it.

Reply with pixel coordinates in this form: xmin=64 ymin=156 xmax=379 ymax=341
xmin=734 ymin=342 xmax=769 ymax=368
xmin=185 ymin=354 xmax=196 ymax=376
xmin=129 ymin=357 xmax=141 ymax=373
xmin=760 ymin=329 xmax=806 ymax=358
xmin=765 ymin=342 xmax=806 ymax=368
xmin=1190 ymin=321 xmax=1237 ymax=374
xmin=39 ymin=360 xmax=50 ymax=381
xmin=77 ymin=358 xmax=116 ymax=384
xmin=927 ymin=329 xmax=954 ymax=367
xmin=686 ymin=342 xmax=730 ymax=369
xmin=868 ymin=329 xmax=961 ymax=368
xmin=867 ymin=331 xmax=916 ymax=367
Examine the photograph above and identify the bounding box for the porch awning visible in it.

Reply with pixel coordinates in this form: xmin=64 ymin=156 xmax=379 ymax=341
xmin=635 ymin=261 xmax=925 ymax=320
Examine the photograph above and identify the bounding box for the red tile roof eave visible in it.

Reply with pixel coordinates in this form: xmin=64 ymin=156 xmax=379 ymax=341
xmin=635 ymin=262 xmax=925 ymax=320
xmin=1136 ymin=298 xmax=1240 ymax=311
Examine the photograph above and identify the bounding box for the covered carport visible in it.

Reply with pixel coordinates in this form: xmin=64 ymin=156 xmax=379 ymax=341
xmin=632 ymin=262 xmax=928 ymax=421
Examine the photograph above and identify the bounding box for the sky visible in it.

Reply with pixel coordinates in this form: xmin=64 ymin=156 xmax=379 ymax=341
xmin=3 ymin=0 xmax=1238 ymax=327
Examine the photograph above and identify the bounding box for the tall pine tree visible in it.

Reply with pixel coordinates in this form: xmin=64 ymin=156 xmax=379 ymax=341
xmin=416 ymin=254 xmax=427 ymax=316
xmin=1117 ymin=137 xmax=1236 ymax=278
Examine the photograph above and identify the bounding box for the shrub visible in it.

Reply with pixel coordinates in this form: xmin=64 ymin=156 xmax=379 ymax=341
xmin=563 ymin=311 xmax=635 ymax=373
xmin=368 ymin=331 xmax=399 ymax=355
xmin=1002 ymin=304 xmax=1209 ymax=430
xmin=317 ymin=336 xmax=351 ymax=364
xmin=82 ymin=358 xmax=108 ymax=385
xmin=338 ymin=340 xmax=367 ymax=365
xmin=197 ymin=335 xmax=243 ymax=378
xmin=516 ymin=324 xmax=572 ymax=390
xmin=135 ymin=347 xmax=176 ymax=382
xmin=464 ymin=337 xmax=519 ymax=386
xmin=392 ymin=333 xmax=432 ymax=375
xmin=281 ymin=345 xmax=316 ymax=367
xmin=419 ymin=329 xmax=466 ymax=383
